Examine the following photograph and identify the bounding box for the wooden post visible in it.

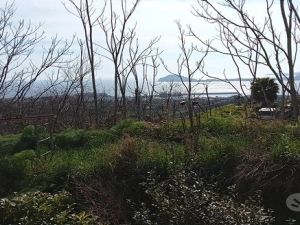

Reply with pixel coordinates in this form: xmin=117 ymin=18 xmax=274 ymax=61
xmin=34 ymin=122 xmax=41 ymax=158
xmin=48 ymin=117 xmax=54 ymax=151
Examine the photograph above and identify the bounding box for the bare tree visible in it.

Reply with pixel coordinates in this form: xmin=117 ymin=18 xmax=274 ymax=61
xmin=64 ymin=0 xmax=103 ymax=126
xmin=162 ymin=21 xmax=208 ymax=135
xmin=98 ymin=0 xmax=160 ymax=122
xmin=0 ymin=2 xmax=73 ymax=117
xmin=161 ymin=21 xmax=209 ymax=152
xmin=144 ymin=54 xmax=160 ymax=119
xmin=130 ymin=48 xmax=162 ymax=120
xmin=190 ymin=0 xmax=300 ymax=118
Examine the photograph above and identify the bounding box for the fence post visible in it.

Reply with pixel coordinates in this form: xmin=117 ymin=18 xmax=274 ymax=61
xmin=48 ymin=116 xmax=54 ymax=151
xmin=34 ymin=122 xmax=41 ymax=158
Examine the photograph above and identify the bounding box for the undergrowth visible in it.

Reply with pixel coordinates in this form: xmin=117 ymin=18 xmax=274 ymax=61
xmin=1 ymin=114 xmax=300 ymax=224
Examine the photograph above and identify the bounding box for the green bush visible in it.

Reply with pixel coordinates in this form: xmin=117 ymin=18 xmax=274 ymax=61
xmin=55 ymin=128 xmax=88 ymax=149
xmin=0 ymin=156 xmax=26 ymax=197
xmin=202 ymin=117 xmax=240 ymax=137
xmin=137 ymin=141 xmax=182 ymax=170
xmin=268 ymin=129 xmax=300 ymax=156
xmin=13 ymin=125 xmax=47 ymax=154
xmin=0 ymin=190 xmax=99 ymax=225
xmin=19 ymin=125 xmax=40 ymax=149
xmin=54 ymin=128 xmax=116 ymax=150
xmin=21 ymin=154 xmax=77 ymax=193
xmin=86 ymin=129 xmax=116 ymax=147
xmin=0 ymin=150 xmax=36 ymax=197
xmin=0 ymin=134 xmax=20 ymax=155
xmin=21 ymin=148 xmax=107 ymax=193
xmin=133 ymin=167 xmax=275 ymax=225
xmin=12 ymin=149 xmax=36 ymax=162
xmin=110 ymin=119 xmax=149 ymax=136
xmin=198 ymin=137 xmax=239 ymax=166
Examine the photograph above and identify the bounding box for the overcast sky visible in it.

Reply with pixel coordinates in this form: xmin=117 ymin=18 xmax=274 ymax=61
xmin=7 ymin=0 xmax=300 ymax=82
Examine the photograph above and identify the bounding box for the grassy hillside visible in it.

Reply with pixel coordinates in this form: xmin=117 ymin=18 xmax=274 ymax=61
xmin=0 ymin=105 xmax=300 ymax=224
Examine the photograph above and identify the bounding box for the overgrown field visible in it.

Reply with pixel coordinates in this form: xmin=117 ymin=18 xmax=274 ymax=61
xmin=1 ymin=105 xmax=300 ymax=224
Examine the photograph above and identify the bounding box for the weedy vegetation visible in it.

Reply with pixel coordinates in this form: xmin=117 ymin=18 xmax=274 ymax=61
xmin=1 ymin=106 xmax=300 ymax=224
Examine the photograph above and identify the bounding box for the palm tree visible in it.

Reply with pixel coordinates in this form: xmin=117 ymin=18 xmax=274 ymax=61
xmin=251 ymin=77 xmax=279 ymax=107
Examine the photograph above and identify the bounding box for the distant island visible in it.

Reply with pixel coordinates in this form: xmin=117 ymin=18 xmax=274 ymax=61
xmin=158 ymin=72 xmax=300 ymax=83
xmin=266 ymin=71 xmax=300 ymax=79
xmin=158 ymin=74 xmax=252 ymax=83
xmin=158 ymin=75 xmax=199 ymax=82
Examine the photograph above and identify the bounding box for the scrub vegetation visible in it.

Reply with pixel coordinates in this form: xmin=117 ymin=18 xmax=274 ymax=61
xmin=1 ymin=106 xmax=300 ymax=224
